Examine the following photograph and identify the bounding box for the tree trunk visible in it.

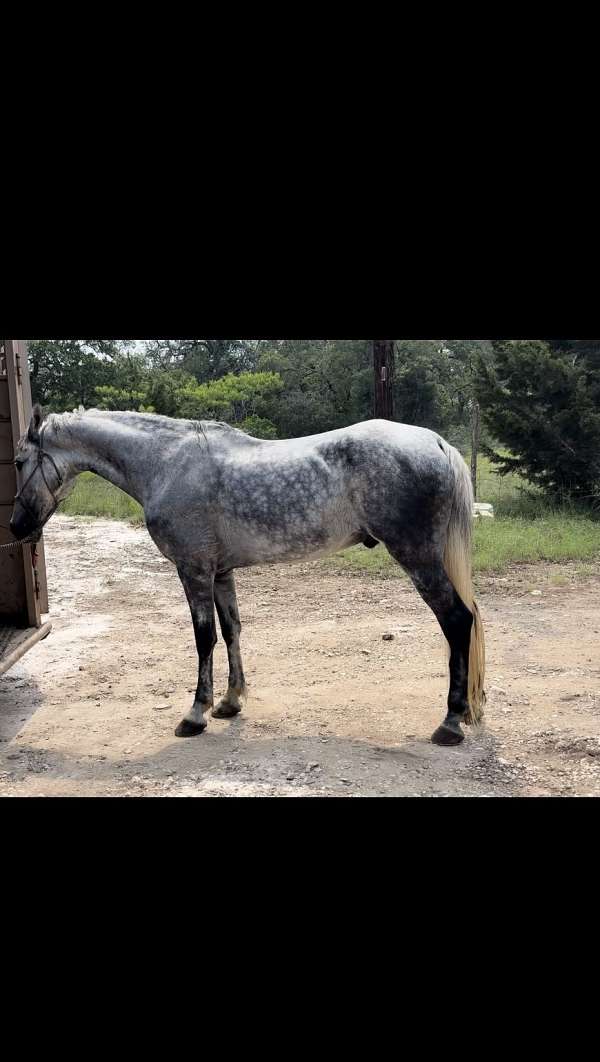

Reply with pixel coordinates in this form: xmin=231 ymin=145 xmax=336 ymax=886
xmin=470 ymin=400 xmax=480 ymax=498
xmin=373 ymin=340 xmax=395 ymax=420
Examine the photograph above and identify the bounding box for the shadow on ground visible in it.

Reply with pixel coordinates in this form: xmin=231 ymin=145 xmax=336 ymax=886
xmin=0 ymin=704 xmax=512 ymax=796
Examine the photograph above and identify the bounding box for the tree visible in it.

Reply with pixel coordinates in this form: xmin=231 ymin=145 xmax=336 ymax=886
xmin=144 ymin=340 xmax=262 ymax=380
xmin=257 ymin=341 xmax=372 ymax=437
xmin=98 ymin=364 xmax=283 ymax=435
xmin=27 ymin=337 xmax=489 ymax=451
xmin=475 ymin=340 xmax=600 ymax=505
xmin=442 ymin=340 xmax=494 ymax=496
xmin=176 ymin=371 xmax=283 ymax=433
xmin=145 ymin=369 xmax=197 ymax=416
xmin=29 ymin=340 xmax=124 ymax=410
xmin=392 ymin=340 xmax=476 ymax=444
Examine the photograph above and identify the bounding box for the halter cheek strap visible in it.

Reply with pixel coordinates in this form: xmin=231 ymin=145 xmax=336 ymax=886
xmin=14 ymin=425 xmax=63 ymax=526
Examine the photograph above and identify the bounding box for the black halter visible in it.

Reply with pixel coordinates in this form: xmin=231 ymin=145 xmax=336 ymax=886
xmin=14 ymin=425 xmax=63 ymax=527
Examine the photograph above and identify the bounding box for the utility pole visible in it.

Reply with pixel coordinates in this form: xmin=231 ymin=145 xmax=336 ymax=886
xmin=373 ymin=340 xmax=395 ymax=420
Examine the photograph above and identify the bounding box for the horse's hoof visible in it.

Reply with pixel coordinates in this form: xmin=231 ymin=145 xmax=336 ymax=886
xmin=212 ymin=700 xmax=242 ymax=719
xmin=175 ymin=718 xmax=207 ymax=738
xmin=431 ymin=723 xmax=465 ymax=746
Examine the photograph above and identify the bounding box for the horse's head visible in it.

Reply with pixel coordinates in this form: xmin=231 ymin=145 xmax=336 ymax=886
xmin=9 ymin=405 xmax=67 ymax=542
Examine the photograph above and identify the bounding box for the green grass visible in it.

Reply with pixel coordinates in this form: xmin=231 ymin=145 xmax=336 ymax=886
xmin=473 ymin=455 xmax=557 ymax=518
xmin=472 ymin=514 xmax=600 ymax=571
xmin=59 ymin=472 xmax=144 ymax=523
xmin=59 ymin=461 xmax=600 ymax=575
xmin=329 ymin=514 xmax=600 ymax=576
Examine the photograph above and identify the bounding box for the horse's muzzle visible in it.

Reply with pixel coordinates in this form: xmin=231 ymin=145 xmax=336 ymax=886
xmin=9 ymin=510 xmax=38 ymax=542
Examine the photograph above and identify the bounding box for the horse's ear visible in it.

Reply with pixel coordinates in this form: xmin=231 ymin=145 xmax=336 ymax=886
xmin=27 ymin=403 xmax=43 ymax=444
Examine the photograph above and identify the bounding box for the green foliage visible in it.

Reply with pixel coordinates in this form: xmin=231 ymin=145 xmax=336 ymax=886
xmin=29 ymin=338 xmax=492 ymax=446
xmin=176 ymin=371 xmax=283 ymax=424
xmin=145 ymin=369 xmax=197 ymax=416
xmin=393 ymin=340 xmax=493 ymax=450
xmin=257 ymin=340 xmax=372 ymax=437
xmin=31 ymin=338 xmax=283 ymax=431
xmin=29 ymin=340 xmax=119 ymax=410
xmin=239 ymin=414 xmax=278 ymax=439
xmin=144 ymin=339 xmax=262 ymax=380
xmin=94 ymin=386 xmax=150 ymax=411
xmin=475 ymin=340 xmax=600 ymax=505
xmin=394 ymin=341 xmax=457 ymax=433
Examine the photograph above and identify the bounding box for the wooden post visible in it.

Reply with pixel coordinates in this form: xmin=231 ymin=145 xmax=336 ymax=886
xmin=2 ymin=341 xmax=49 ymax=625
xmin=373 ymin=340 xmax=395 ymax=420
xmin=470 ymin=399 xmax=480 ymax=499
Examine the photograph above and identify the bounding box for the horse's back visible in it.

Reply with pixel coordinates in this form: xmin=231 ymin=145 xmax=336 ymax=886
xmin=307 ymin=419 xmax=452 ymax=480
xmin=277 ymin=419 xmax=444 ymax=451
xmin=223 ymin=419 xmax=454 ymax=507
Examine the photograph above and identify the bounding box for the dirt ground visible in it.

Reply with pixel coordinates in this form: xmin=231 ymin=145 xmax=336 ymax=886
xmin=1 ymin=514 xmax=599 ymax=797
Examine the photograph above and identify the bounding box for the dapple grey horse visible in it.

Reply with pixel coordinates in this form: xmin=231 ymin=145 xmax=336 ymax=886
xmin=10 ymin=406 xmax=485 ymax=746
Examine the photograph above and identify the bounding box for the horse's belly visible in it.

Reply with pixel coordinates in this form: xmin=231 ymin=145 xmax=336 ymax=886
xmin=222 ymin=519 xmax=361 ymax=568
xmin=219 ymin=473 xmax=361 ymax=567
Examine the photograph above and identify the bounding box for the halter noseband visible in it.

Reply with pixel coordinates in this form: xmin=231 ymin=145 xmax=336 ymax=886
xmin=14 ymin=425 xmax=63 ymax=527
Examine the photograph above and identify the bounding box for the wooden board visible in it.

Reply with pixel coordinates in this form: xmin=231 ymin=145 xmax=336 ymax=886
xmin=0 ymin=621 xmax=52 ymax=676
xmin=0 ymin=340 xmax=50 ymax=639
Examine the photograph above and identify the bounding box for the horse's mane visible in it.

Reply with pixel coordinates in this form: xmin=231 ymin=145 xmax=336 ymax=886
xmin=45 ymin=408 xmax=245 ymax=438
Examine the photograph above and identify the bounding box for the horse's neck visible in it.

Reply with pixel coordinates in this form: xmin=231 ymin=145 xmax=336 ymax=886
xmin=58 ymin=414 xmax=156 ymax=506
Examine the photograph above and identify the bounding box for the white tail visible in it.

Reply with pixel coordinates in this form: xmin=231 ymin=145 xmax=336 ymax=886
xmin=442 ymin=447 xmax=486 ymax=724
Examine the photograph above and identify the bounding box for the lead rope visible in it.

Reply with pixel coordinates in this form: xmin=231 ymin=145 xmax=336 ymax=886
xmin=0 ymin=534 xmax=41 ymax=552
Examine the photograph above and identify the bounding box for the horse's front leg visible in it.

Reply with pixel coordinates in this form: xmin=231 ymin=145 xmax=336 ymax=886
xmin=175 ymin=568 xmax=217 ymax=738
xmin=212 ymin=570 xmax=246 ymax=719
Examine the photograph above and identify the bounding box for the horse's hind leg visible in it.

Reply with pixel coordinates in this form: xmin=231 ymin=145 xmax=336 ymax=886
xmin=212 ymin=570 xmax=247 ymax=719
xmin=388 ymin=548 xmax=473 ymax=746
xmin=175 ymin=567 xmax=217 ymax=737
